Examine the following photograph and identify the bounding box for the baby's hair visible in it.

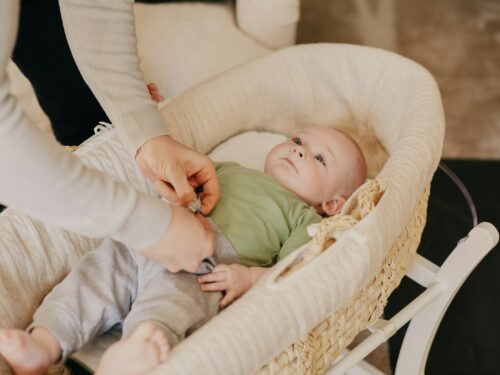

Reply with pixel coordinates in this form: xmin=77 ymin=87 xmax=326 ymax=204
xmin=331 ymin=128 xmax=367 ymax=198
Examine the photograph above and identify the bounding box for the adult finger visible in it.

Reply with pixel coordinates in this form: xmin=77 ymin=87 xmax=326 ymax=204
xmin=188 ymin=176 xmax=199 ymax=188
xmin=195 ymin=213 xmax=212 ymax=232
xmin=154 ymin=180 xmax=179 ymax=205
xmin=169 ymin=167 xmax=197 ymax=206
xmin=193 ymin=167 xmax=220 ymax=214
xmin=147 ymin=83 xmax=159 ymax=91
xmin=151 ymin=94 xmax=164 ymax=102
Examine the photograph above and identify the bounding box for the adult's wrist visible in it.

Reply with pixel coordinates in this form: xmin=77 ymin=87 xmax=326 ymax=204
xmin=122 ymin=107 xmax=169 ymax=155
xmin=123 ymin=196 xmax=172 ymax=251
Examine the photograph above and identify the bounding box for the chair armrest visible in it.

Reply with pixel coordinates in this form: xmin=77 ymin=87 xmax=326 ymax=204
xmin=236 ymin=0 xmax=300 ymax=49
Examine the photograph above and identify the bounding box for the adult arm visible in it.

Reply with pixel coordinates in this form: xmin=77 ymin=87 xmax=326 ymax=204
xmin=58 ymin=0 xmax=219 ymax=213
xmin=0 ymin=0 xmax=171 ymax=250
xmin=1 ymin=1 xmax=215 ymax=273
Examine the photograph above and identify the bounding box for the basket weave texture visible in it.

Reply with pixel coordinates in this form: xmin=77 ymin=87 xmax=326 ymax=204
xmin=257 ymin=180 xmax=430 ymax=374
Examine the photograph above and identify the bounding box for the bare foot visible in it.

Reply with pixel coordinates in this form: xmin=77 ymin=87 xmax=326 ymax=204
xmin=96 ymin=322 xmax=170 ymax=375
xmin=0 ymin=329 xmax=59 ymax=375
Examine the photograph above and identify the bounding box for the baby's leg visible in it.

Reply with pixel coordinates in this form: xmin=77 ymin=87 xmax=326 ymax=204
xmin=95 ymin=261 xmax=211 ymax=375
xmin=0 ymin=239 xmax=138 ymax=374
xmin=123 ymin=264 xmax=222 ymax=349
xmin=97 ymin=230 xmax=230 ymax=374
xmin=96 ymin=269 xmax=220 ymax=374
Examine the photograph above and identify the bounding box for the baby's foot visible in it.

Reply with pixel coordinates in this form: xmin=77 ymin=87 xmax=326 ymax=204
xmin=0 ymin=329 xmax=56 ymax=375
xmin=96 ymin=321 xmax=170 ymax=375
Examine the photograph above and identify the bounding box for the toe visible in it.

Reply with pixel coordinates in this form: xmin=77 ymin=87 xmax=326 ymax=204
xmin=155 ymin=335 xmax=170 ymax=362
xmin=141 ymin=340 xmax=162 ymax=368
xmin=150 ymin=331 xmax=170 ymax=362
xmin=130 ymin=322 xmax=157 ymax=340
xmin=159 ymin=344 xmax=170 ymax=362
xmin=149 ymin=330 xmax=165 ymax=344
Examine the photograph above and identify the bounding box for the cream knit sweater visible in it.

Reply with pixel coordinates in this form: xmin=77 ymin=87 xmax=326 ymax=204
xmin=0 ymin=0 xmax=171 ymax=249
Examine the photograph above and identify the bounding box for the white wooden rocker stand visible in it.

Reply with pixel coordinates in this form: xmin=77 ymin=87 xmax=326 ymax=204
xmin=329 ymin=221 xmax=499 ymax=375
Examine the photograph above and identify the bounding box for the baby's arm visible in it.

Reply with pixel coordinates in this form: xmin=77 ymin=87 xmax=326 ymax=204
xmin=198 ymin=264 xmax=269 ymax=308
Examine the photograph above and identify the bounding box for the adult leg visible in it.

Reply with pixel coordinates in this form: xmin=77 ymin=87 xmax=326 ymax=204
xmin=12 ymin=0 xmax=109 ymax=145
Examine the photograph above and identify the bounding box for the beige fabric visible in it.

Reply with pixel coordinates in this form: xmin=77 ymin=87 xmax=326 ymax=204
xmin=135 ymin=2 xmax=268 ymax=99
xmin=236 ymin=0 xmax=300 ymax=49
xmin=0 ymin=44 xmax=444 ymax=374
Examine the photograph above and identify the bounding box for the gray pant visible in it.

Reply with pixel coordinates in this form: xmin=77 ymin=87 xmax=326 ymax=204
xmin=28 ymin=222 xmax=239 ymax=360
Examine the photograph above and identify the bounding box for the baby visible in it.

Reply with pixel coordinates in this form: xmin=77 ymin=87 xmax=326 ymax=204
xmin=0 ymin=94 xmax=366 ymax=375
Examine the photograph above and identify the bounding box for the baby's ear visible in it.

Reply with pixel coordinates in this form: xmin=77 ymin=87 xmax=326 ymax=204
xmin=321 ymin=196 xmax=346 ymax=216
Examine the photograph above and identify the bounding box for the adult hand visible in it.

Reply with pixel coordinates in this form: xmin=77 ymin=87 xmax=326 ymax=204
xmin=147 ymin=83 xmax=165 ymax=103
xmin=136 ymin=135 xmax=219 ymax=215
xmin=140 ymin=204 xmax=215 ymax=273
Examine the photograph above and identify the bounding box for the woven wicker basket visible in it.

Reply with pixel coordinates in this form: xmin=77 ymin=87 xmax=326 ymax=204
xmin=257 ymin=184 xmax=429 ymax=374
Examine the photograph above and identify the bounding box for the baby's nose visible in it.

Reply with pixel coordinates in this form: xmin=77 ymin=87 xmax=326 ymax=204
xmin=293 ymin=148 xmax=304 ymax=158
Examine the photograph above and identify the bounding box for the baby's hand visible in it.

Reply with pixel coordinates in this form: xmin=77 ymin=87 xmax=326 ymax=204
xmin=198 ymin=264 xmax=253 ymax=308
xmin=147 ymin=83 xmax=165 ymax=103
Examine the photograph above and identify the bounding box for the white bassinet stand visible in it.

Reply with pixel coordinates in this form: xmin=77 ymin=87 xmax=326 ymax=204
xmin=1 ymin=41 xmax=498 ymax=374
xmin=329 ymin=222 xmax=498 ymax=375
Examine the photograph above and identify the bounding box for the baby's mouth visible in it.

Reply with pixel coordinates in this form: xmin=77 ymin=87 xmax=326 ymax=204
xmin=282 ymin=157 xmax=298 ymax=173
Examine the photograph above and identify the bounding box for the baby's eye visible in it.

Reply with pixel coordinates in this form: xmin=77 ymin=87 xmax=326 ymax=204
xmin=315 ymin=154 xmax=326 ymax=166
xmin=292 ymin=137 xmax=302 ymax=145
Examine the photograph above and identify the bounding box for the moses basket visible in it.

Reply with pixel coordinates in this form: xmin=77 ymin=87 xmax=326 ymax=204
xmin=0 ymin=43 xmax=444 ymax=374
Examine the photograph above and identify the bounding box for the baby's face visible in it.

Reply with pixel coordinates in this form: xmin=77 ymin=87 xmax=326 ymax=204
xmin=264 ymin=126 xmax=362 ymax=213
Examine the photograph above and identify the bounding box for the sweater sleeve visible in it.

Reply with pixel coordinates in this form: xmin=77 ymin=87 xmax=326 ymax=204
xmin=0 ymin=0 xmax=171 ymax=250
xmin=58 ymin=0 xmax=169 ymax=153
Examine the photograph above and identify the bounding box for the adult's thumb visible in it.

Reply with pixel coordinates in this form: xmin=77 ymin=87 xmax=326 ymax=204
xmin=170 ymin=168 xmax=196 ymax=206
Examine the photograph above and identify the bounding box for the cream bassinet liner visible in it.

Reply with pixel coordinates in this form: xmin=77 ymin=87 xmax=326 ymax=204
xmin=0 ymin=44 xmax=444 ymax=374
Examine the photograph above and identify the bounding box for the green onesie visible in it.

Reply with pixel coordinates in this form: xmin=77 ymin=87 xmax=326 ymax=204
xmin=208 ymin=162 xmax=322 ymax=267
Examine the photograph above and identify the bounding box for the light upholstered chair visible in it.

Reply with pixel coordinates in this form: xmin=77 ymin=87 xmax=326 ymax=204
xmin=7 ymin=0 xmax=300 ymax=134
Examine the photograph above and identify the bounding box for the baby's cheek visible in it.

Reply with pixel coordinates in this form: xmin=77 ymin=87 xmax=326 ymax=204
xmin=302 ymin=171 xmax=326 ymax=195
